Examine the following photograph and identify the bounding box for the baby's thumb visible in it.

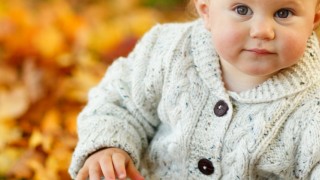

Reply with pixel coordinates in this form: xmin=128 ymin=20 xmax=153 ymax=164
xmin=126 ymin=161 xmax=144 ymax=180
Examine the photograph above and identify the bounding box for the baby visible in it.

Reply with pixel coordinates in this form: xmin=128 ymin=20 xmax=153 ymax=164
xmin=69 ymin=0 xmax=320 ymax=179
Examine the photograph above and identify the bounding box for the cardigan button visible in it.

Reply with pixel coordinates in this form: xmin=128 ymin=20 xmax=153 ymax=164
xmin=214 ymin=100 xmax=229 ymax=117
xmin=198 ymin=159 xmax=214 ymax=175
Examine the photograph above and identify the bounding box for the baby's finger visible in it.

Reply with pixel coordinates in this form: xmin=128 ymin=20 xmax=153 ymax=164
xmin=126 ymin=160 xmax=144 ymax=180
xmin=88 ymin=163 xmax=103 ymax=180
xmin=76 ymin=166 xmax=89 ymax=180
xmin=100 ymin=154 xmax=116 ymax=180
xmin=111 ymin=152 xmax=127 ymax=179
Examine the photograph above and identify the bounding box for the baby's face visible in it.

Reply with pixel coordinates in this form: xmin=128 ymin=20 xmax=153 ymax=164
xmin=196 ymin=0 xmax=320 ymax=77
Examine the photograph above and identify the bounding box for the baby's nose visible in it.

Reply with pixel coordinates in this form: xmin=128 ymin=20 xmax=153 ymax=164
xmin=250 ymin=18 xmax=275 ymax=40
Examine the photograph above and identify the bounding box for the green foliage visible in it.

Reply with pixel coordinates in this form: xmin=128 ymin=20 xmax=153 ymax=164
xmin=142 ymin=0 xmax=186 ymax=9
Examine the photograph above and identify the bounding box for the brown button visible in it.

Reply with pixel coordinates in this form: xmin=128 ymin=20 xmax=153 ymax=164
xmin=198 ymin=159 xmax=214 ymax=175
xmin=214 ymin=100 xmax=228 ymax=117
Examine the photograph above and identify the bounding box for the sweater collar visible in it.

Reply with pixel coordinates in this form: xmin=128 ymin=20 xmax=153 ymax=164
xmin=191 ymin=19 xmax=320 ymax=103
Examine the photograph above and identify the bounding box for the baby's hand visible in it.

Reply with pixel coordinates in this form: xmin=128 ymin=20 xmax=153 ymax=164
xmin=76 ymin=148 xmax=144 ymax=180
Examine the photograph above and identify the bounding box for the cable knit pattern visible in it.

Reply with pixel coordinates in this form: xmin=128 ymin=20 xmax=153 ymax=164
xmin=69 ymin=19 xmax=320 ymax=179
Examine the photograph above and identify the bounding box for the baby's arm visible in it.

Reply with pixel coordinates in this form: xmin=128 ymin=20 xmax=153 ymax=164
xmin=69 ymin=24 xmax=163 ymax=179
xmin=76 ymin=148 xmax=144 ymax=180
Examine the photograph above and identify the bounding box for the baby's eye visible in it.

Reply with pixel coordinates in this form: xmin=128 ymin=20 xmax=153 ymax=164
xmin=275 ymin=9 xmax=293 ymax=18
xmin=235 ymin=5 xmax=253 ymax=16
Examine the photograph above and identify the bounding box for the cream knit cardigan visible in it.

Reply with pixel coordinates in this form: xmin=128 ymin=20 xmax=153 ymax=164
xmin=69 ymin=19 xmax=320 ymax=179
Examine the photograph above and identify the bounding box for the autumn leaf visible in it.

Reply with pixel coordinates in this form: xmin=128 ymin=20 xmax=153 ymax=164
xmin=0 ymin=147 xmax=23 ymax=175
xmin=0 ymin=85 xmax=29 ymax=120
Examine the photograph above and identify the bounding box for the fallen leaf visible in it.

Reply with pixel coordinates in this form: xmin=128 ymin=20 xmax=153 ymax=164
xmin=0 ymin=147 xmax=23 ymax=175
xmin=0 ymin=84 xmax=29 ymax=120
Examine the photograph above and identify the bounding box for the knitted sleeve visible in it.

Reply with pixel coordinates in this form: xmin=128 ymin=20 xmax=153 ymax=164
xmin=293 ymin=92 xmax=320 ymax=179
xmin=68 ymin=24 xmax=164 ymax=179
xmin=298 ymin=99 xmax=320 ymax=179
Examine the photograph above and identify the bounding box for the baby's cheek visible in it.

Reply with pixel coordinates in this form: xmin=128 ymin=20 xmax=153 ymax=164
xmin=280 ymin=37 xmax=307 ymax=64
xmin=212 ymin=31 xmax=244 ymax=60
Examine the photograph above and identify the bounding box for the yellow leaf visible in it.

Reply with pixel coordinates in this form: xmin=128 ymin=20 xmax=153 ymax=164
xmin=30 ymin=159 xmax=58 ymax=180
xmin=45 ymin=155 xmax=62 ymax=179
xmin=29 ymin=130 xmax=54 ymax=153
xmin=0 ymin=85 xmax=29 ymax=120
xmin=28 ymin=158 xmax=56 ymax=180
xmin=7 ymin=149 xmax=43 ymax=179
xmin=88 ymin=21 xmax=124 ymax=53
xmin=29 ymin=130 xmax=43 ymax=149
xmin=0 ymin=147 xmax=22 ymax=174
xmin=32 ymin=26 xmax=65 ymax=59
xmin=49 ymin=141 xmax=73 ymax=171
xmin=0 ymin=119 xmax=22 ymax=149
xmin=63 ymin=67 xmax=101 ymax=102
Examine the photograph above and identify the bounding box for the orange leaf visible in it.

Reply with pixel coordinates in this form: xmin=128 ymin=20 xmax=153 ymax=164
xmin=41 ymin=108 xmax=62 ymax=134
xmin=0 ymin=85 xmax=29 ymax=120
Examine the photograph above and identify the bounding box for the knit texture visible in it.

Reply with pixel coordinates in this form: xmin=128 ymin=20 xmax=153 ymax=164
xmin=69 ymin=19 xmax=320 ymax=179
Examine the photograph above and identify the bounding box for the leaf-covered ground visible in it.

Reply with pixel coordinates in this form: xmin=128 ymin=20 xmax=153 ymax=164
xmin=0 ymin=0 xmax=186 ymax=179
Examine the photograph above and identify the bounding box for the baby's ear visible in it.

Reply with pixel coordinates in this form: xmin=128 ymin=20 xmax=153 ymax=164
xmin=193 ymin=0 xmax=211 ymax=30
xmin=313 ymin=5 xmax=320 ymax=29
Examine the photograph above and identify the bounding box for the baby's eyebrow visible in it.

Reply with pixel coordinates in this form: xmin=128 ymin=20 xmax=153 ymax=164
xmin=237 ymin=0 xmax=304 ymax=8
xmin=268 ymin=0 xmax=305 ymax=12
xmin=276 ymin=0 xmax=303 ymax=7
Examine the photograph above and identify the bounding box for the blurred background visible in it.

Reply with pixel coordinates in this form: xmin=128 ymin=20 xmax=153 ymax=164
xmin=0 ymin=0 xmax=189 ymax=179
